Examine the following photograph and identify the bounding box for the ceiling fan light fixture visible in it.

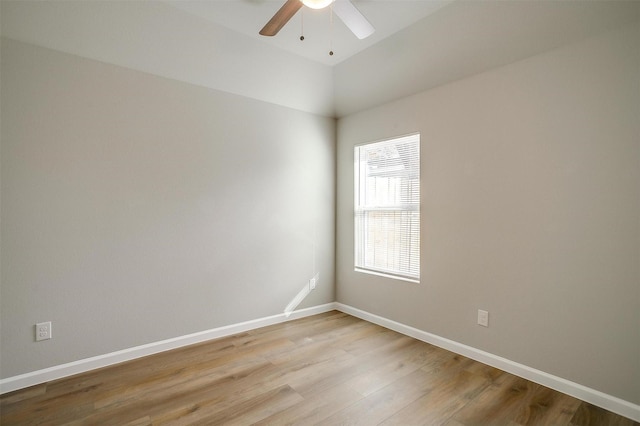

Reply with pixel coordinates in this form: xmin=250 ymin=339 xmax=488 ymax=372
xmin=301 ymin=0 xmax=334 ymax=10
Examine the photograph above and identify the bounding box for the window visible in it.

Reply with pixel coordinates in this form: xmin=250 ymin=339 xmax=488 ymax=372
xmin=354 ymin=134 xmax=420 ymax=282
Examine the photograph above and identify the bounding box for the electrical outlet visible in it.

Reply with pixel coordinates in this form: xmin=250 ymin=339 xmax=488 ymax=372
xmin=36 ymin=321 xmax=52 ymax=341
xmin=477 ymin=310 xmax=489 ymax=327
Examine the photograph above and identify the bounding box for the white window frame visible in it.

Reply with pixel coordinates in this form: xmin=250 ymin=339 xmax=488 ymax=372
xmin=354 ymin=133 xmax=420 ymax=283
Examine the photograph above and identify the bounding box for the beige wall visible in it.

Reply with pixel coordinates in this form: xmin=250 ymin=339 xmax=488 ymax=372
xmin=0 ymin=39 xmax=335 ymax=378
xmin=336 ymin=22 xmax=639 ymax=404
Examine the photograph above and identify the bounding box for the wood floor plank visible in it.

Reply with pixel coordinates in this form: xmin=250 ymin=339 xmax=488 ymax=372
xmin=289 ymin=334 xmax=424 ymax=398
xmin=1 ymin=311 xmax=637 ymax=426
xmin=68 ymin=361 xmax=280 ymax=425
xmin=570 ymin=402 xmax=640 ymax=426
xmin=512 ymin=385 xmax=582 ymax=426
xmin=176 ymin=384 xmax=304 ymax=426
xmin=253 ymin=382 xmax=364 ymax=425
xmin=316 ymin=368 xmax=442 ymax=426
xmin=343 ymin=339 xmax=437 ymax=397
xmin=379 ymin=369 xmax=491 ymax=425
xmin=0 ymin=383 xmax=46 ymax=405
xmin=452 ymin=374 xmax=544 ymax=425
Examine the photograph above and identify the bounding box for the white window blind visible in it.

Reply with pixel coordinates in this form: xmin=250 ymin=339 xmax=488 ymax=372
xmin=354 ymin=134 xmax=420 ymax=282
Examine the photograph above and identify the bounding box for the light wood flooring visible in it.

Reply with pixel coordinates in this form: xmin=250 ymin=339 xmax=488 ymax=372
xmin=1 ymin=311 xmax=637 ymax=425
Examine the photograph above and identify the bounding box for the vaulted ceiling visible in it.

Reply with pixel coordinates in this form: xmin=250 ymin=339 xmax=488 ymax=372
xmin=165 ymin=0 xmax=453 ymax=66
xmin=2 ymin=0 xmax=639 ymax=117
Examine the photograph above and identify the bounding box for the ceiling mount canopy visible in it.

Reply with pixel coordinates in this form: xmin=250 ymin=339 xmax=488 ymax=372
xmin=259 ymin=0 xmax=374 ymax=40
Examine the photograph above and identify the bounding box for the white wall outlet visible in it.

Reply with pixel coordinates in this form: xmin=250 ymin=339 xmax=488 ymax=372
xmin=477 ymin=310 xmax=489 ymax=327
xmin=36 ymin=321 xmax=52 ymax=341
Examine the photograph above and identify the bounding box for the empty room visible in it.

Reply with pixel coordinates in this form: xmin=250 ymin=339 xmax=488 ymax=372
xmin=1 ymin=0 xmax=638 ymax=424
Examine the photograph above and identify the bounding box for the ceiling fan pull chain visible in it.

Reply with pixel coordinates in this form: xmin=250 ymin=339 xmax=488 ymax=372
xmin=329 ymin=3 xmax=334 ymax=56
xmin=300 ymin=8 xmax=305 ymax=41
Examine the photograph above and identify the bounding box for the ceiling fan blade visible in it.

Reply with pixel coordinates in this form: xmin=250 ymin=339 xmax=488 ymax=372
xmin=332 ymin=0 xmax=374 ymax=40
xmin=259 ymin=0 xmax=303 ymax=36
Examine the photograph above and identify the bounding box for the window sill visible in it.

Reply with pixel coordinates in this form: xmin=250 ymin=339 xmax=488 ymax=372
xmin=354 ymin=268 xmax=420 ymax=284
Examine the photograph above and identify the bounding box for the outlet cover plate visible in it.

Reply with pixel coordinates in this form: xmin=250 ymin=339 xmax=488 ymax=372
xmin=36 ymin=322 xmax=52 ymax=341
xmin=477 ymin=310 xmax=489 ymax=327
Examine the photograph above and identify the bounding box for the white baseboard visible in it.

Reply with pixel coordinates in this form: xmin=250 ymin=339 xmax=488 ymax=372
xmin=4 ymin=301 xmax=638 ymax=422
xmin=335 ymin=303 xmax=640 ymax=423
xmin=0 ymin=302 xmax=337 ymax=395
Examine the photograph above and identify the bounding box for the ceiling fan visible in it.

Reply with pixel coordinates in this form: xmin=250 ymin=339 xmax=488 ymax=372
xmin=259 ymin=0 xmax=375 ymax=40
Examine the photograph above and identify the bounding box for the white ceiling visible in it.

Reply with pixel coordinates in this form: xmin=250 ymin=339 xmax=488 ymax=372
xmin=165 ymin=0 xmax=452 ymax=66
xmin=2 ymin=0 xmax=639 ymax=117
xmin=333 ymin=0 xmax=640 ymax=116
